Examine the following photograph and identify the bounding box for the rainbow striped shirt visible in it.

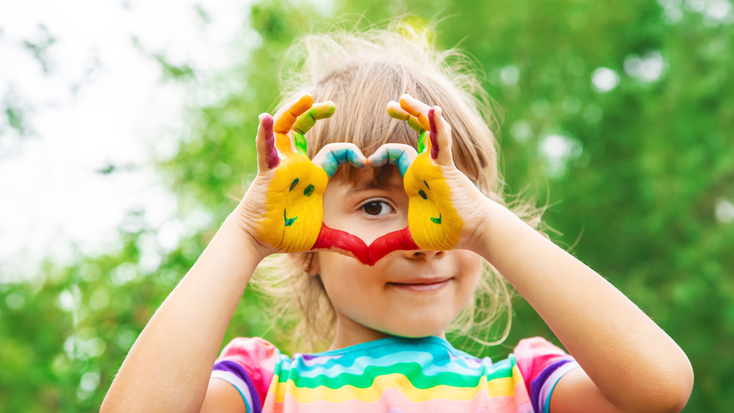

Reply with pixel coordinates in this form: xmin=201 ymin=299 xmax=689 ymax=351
xmin=211 ymin=336 xmax=578 ymax=413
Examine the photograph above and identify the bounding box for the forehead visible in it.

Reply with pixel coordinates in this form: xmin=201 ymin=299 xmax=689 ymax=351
xmin=332 ymin=164 xmax=402 ymax=191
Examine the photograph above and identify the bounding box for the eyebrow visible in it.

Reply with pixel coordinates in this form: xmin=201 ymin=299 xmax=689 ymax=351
xmin=346 ymin=184 xmax=404 ymax=196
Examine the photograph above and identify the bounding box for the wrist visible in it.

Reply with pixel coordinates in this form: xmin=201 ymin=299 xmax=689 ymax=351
xmin=466 ymin=198 xmax=516 ymax=262
xmin=223 ymin=210 xmax=271 ymax=263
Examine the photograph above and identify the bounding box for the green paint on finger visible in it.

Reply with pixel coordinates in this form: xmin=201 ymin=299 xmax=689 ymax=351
xmin=294 ymin=133 xmax=308 ymax=156
xmin=417 ymin=132 xmax=427 ymax=154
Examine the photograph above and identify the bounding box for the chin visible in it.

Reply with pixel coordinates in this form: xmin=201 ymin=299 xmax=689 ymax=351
xmin=379 ymin=310 xmax=454 ymax=338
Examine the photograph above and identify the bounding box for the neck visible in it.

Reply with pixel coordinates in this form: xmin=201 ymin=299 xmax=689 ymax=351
xmin=327 ymin=311 xmax=446 ymax=351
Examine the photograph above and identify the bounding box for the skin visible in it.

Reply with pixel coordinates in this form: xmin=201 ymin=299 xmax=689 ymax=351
xmin=314 ymin=166 xmax=484 ymax=346
xmin=101 ymin=94 xmax=693 ymax=413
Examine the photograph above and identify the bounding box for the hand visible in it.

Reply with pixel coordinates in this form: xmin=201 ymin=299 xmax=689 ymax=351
xmin=367 ymin=94 xmax=491 ymax=261
xmin=236 ymin=94 xmax=370 ymax=262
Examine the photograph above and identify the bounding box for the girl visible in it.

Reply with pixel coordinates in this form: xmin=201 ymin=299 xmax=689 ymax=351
xmin=101 ymin=24 xmax=693 ymax=413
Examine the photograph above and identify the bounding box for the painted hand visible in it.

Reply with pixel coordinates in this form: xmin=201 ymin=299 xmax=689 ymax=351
xmin=239 ymin=94 xmax=370 ymax=263
xmin=367 ymin=94 xmax=489 ymax=262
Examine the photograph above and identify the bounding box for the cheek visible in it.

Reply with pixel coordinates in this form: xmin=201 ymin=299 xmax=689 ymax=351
xmin=317 ymin=252 xmax=373 ymax=303
xmin=454 ymin=251 xmax=484 ymax=297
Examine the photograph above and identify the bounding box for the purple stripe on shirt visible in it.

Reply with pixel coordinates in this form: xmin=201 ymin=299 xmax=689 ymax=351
xmin=528 ymin=359 xmax=572 ymax=413
xmin=213 ymin=360 xmax=262 ymax=413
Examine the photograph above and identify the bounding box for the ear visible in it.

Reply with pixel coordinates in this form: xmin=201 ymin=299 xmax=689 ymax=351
xmin=304 ymin=252 xmax=321 ymax=276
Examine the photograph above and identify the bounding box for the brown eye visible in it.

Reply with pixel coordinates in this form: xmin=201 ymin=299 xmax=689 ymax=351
xmin=362 ymin=201 xmax=394 ymax=216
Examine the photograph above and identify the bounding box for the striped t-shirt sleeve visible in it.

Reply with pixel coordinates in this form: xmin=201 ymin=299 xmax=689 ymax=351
xmin=514 ymin=337 xmax=581 ymax=413
xmin=211 ymin=337 xmax=280 ymax=413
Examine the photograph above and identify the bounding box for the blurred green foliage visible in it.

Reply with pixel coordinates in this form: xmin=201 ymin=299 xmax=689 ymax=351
xmin=1 ymin=0 xmax=733 ymax=411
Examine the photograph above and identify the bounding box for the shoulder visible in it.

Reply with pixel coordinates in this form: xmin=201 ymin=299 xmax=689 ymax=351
xmin=220 ymin=337 xmax=282 ymax=366
xmin=212 ymin=337 xmax=287 ymax=412
xmin=513 ymin=336 xmax=572 ymax=372
xmin=512 ymin=337 xmax=580 ymax=413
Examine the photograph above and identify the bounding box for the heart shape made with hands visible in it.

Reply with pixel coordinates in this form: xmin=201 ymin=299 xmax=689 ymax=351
xmin=257 ymin=94 xmax=463 ymax=266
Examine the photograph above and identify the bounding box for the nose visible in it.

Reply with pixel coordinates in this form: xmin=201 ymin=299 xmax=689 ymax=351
xmin=403 ymin=249 xmax=444 ymax=260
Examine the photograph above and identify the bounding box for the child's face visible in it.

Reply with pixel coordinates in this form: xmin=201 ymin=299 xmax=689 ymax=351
xmin=315 ymin=165 xmax=483 ymax=341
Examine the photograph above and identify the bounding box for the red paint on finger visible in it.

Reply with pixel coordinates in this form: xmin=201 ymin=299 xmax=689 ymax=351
xmin=368 ymin=227 xmax=420 ymax=265
xmin=261 ymin=115 xmax=280 ymax=169
xmin=312 ymin=223 xmax=369 ymax=265
xmin=428 ymin=107 xmax=439 ymax=160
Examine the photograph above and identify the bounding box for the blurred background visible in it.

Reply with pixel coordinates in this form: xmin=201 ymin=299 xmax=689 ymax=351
xmin=1 ymin=0 xmax=732 ymax=411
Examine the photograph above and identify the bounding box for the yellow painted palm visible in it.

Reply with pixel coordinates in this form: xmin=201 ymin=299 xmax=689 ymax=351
xmin=369 ymin=96 xmax=463 ymax=257
xmin=258 ymin=95 xmax=331 ymax=252
xmin=255 ymin=94 xmax=369 ymax=259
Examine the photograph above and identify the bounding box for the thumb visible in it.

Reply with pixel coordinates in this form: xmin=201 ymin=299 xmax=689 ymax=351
xmin=256 ymin=113 xmax=279 ymax=173
xmin=428 ymin=107 xmax=454 ymax=167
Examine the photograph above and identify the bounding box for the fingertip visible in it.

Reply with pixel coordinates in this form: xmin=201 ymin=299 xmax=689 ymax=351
xmin=367 ymin=149 xmax=386 ymax=167
xmin=399 ymin=95 xmax=410 ymax=109
xmin=260 ymin=113 xmax=274 ymax=129
xmin=292 ymin=93 xmax=315 ymax=114
xmin=325 ymin=101 xmax=336 ymax=117
xmin=347 ymin=147 xmax=366 ymax=168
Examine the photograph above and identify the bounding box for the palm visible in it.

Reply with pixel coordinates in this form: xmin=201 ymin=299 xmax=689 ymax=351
xmin=403 ymin=152 xmax=464 ymax=251
xmin=242 ymin=94 xmax=368 ymax=255
xmin=372 ymin=94 xmax=487 ymax=252
xmin=260 ymin=151 xmax=328 ymax=252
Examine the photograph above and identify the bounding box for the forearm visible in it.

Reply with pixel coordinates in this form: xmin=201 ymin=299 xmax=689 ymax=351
xmin=475 ymin=200 xmax=693 ymax=412
xmin=101 ymin=214 xmax=267 ymax=413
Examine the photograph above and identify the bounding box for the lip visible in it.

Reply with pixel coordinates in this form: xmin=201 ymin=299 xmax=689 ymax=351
xmin=388 ymin=277 xmax=452 ymax=292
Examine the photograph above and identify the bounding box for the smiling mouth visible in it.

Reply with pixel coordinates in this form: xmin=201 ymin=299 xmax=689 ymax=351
xmin=388 ymin=278 xmax=451 ymax=292
xmin=284 ymin=209 xmax=297 ymax=227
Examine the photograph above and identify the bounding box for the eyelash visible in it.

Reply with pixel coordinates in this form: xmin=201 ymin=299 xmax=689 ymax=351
xmin=359 ymin=198 xmax=396 ymax=217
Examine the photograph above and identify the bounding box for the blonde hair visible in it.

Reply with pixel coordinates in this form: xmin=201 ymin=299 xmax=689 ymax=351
xmin=250 ymin=20 xmax=544 ymax=353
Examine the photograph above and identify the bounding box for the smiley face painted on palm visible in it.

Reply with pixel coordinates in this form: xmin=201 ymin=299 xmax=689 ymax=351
xmin=369 ymin=143 xmax=462 ymax=252
xmin=368 ymin=98 xmax=464 ymax=258
xmin=257 ymin=94 xmax=369 ymax=257
xmin=403 ymin=153 xmax=462 ymax=251
xmin=261 ymin=154 xmax=329 ymax=252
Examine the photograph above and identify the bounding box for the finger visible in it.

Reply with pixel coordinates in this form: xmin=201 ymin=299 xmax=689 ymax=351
xmin=292 ymin=101 xmax=336 ymax=156
xmin=256 ymin=113 xmax=279 ymax=172
xmin=367 ymin=143 xmax=417 ymax=177
xmin=312 ymin=223 xmax=369 ymax=265
xmin=398 ymin=94 xmax=431 ymax=130
xmin=312 ymin=143 xmax=367 ymax=178
xmin=398 ymin=95 xmax=434 ymax=154
xmin=387 ymin=101 xmax=426 ymax=134
xmin=387 ymin=101 xmax=430 ymax=154
xmin=293 ymin=101 xmax=336 ymax=134
xmin=368 ymin=227 xmax=420 ymax=266
xmin=428 ymin=106 xmax=454 ymax=165
xmin=273 ymin=93 xmax=314 ymax=153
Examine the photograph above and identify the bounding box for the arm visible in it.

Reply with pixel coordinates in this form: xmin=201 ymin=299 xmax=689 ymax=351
xmin=101 ymin=94 xmax=361 ymax=413
xmin=100 ymin=215 xmax=265 ymax=413
xmin=391 ymin=94 xmax=693 ymax=413
xmin=475 ymin=200 xmax=693 ymax=413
